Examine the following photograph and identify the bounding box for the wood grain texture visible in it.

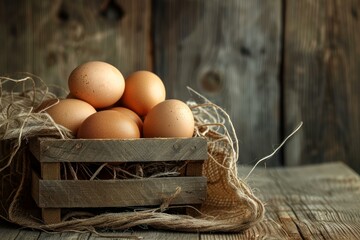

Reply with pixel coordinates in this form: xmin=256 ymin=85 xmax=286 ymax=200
xmin=153 ymin=0 xmax=282 ymax=166
xmin=0 ymin=223 xmax=19 ymax=240
xmin=30 ymin=137 xmax=208 ymax=163
xmin=1 ymin=0 xmax=360 ymax=173
xmin=15 ymin=230 xmax=40 ymax=240
xmin=186 ymin=162 xmax=203 ymax=176
xmin=207 ymin=162 xmax=360 ymax=239
xmin=87 ymin=231 xmax=199 ymax=240
xmin=283 ymin=0 xmax=360 ymax=173
xmin=39 ymin=162 xmax=61 ymax=224
xmin=34 ymin=174 xmax=207 ymax=208
xmin=0 ymin=0 xmax=151 ymax=96
xmin=41 ymin=163 xmax=60 ymax=179
xmin=37 ymin=231 xmax=90 ymax=240
xmin=4 ymin=162 xmax=360 ymax=239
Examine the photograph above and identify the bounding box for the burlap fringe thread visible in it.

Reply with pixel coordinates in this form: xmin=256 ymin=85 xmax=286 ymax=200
xmin=0 ymin=74 xmax=264 ymax=232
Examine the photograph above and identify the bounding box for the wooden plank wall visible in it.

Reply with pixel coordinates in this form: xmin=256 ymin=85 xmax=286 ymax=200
xmin=283 ymin=0 xmax=360 ymax=173
xmin=0 ymin=0 xmax=359 ymax=173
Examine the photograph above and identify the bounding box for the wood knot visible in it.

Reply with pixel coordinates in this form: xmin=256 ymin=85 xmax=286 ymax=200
xmin=75 ymin=143 xmax=82 ymax=149
xmin=199 ymin=71 xmax=222 ymax=94
xmin=100 ymin=0 xmax=125 ymax=22
xmin=173 ymin=144 xmax=180 ymax=152
xmin=191 ymin=145 xmax=197 ymax=151
xmin=57 ymin=5 xmax=69 ymax=22
xmin=240 ymin=46 xmax=252 ymax=56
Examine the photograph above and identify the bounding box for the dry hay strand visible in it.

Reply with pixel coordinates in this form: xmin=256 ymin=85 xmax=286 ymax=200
xmin=0 ymin=74 xmax=264 ymax=232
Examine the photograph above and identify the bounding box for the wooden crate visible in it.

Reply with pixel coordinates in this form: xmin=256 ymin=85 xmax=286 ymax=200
xmin=29 ymin=137 xmax=208 ymax=225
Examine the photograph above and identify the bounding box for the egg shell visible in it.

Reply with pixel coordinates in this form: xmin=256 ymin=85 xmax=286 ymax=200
xmin=68 ymin=61 xmax=125 ymax=108
xmin=77 ymin=110 xmax=140 ymax=139
xmin=45 ymin=98 xmax=97 ymax=134
xmin=121 ymin=71 xmax=166 ymax=116
xmin=110 ymin=107 xmax=143 ymax=133
xmin=143 ymin=99 xmax=195 ymax=138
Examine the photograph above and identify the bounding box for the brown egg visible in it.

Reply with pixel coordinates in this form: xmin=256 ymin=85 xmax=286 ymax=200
xmin=68 ymin=61 xmax=125 ymax=108
xmin=77 ymin=110 xmax=140 ymax=139
xmin=45 ymin=99 xmax=97 ymax=134
xmin=121 ymin=71 xmax=166 ymax=116
xmin=110 ymin=107 xmax=143 ymax=132
xmin=143 ymin=99 xmax=194 ymax=138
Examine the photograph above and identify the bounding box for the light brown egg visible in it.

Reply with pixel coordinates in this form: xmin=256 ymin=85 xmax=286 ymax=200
xmin=77 ymin=110 xmax=140 ymax=139
xmin=143 ymin=99 xmax=195 ymax=138
xmin=68 ymin=61 xmax=125 ymax=108
xmin=45 ymin=98 xmax=97 ymax=134
xmin=120 ymin=71 xmax=166 ymax=116
xmin=110 ymin=107 xmax=143 ymax=133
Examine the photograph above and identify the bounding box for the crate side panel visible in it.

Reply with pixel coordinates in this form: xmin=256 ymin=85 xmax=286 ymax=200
xmin=37 ymin=177 xmax=207 ymax=208
xmin=35 ymin=138 xmax=208 ymax=163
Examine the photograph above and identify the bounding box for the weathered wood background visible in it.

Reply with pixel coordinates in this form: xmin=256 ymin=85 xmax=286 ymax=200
xmin=1 ymin=0 xmax=359 ymax=173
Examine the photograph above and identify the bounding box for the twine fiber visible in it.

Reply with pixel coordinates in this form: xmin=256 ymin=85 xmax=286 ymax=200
xmin=0 ymin=74 xmax=264 ymax=232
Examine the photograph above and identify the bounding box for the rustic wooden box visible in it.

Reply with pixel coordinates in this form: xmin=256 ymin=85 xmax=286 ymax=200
xmin=29 ymin=137 xmax=208 ymax=225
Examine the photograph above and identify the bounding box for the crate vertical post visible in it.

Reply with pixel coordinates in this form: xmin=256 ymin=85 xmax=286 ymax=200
xmin=186 ymin=162 xmax=204 ymax=176
xmin=185 ymin=160 xmax=204 ymax=217
xmin=40 ymin=162 xmax=61 ymax=224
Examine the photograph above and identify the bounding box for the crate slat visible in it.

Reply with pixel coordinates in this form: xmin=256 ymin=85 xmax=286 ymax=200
xmin=30 ymin=137 xmax=208 ymax=163
xmin=32 ymin=171 xmax=207 ymax=208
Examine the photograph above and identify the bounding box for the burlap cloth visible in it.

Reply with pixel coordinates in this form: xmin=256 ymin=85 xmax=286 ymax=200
xmin=0 ymin=74 xmax=264 ymax=232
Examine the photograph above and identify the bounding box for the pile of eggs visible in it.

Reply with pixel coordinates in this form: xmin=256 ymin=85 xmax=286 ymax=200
xmin=41 ymin=61 xmax=195 ymax=139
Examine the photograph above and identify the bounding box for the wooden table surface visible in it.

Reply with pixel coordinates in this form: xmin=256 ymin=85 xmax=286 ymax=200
xmin=1 ymin=162 xmax=359 ymax=239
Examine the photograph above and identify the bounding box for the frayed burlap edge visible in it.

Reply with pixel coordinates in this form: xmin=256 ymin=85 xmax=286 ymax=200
xmin=0 ymin=74 xmax=264 ymax=233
